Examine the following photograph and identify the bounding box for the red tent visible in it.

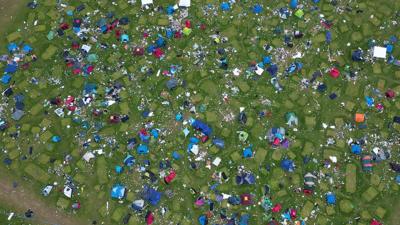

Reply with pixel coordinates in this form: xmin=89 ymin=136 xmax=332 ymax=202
xmin=330 ymin=68 xmax=340 ymax=78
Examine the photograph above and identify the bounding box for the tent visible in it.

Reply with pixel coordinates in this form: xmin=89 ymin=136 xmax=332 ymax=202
xmin=87 ymin=54 xmax=98 ymax=63
xmin=213 ymin=138 xmax=225 ymax=149
xmin=179 ymin=0 xmax=191 ymax=7
xmin=304 ymin=172 xmax=317 ymax=193
xmin=131 ymin=199 xmax=144 ymax=211
xmin=285 ymin=112 xmax=298 ymax=127
xmin=111 ymin=184 xmax=126 ymax=199
xmin=7 ymin=43 xmax=18 ymax=52
xmin=121 ymin=34 xmax=129 ymax=42
xmin=141 ymin=0 xmax=153 ymax=6
xmin=326 ymin=192 xmax=336 ymax=205
xmin=11 ymin=110 xmax=24 ymax=121
xmin=351 ymin=144 xmax=362 ymax=155
xmin=166 ymin=78 xmax=178 ymax=90
xmin=124 ymin=155 xmax=135 ymax=167
xmin=239 ymin=214 xmax=250 ymax=225
xmin=220 ymin=2 xmax=230 ymax=11
xmin=198 ymin=215 xmax=207 ymax=225
xmin=252 ymin=4 xmax=263 ymax=14
xmin=243 ymin=147 xmax=253 ymax=158
xmin=191 ymin=119 xmax=212 ymax=136
xmin=5 ymin=63 xmax=18 ymax=74
xmin=362 ymin=155 xmax=373 ymax=172
xmin=42 ymin=185 xmax=53 ymax=196
xmin=22 ymin=44 xmax=33 ymax=53
xmin=1 ymin=74 xmax=11 ymax=84
xmin=0 ymin=119 xmax=7 ymax=131
xmin=142 ymin=186 xmax=161 ymax=206
xmin=281 ymin=159 xmax=295 ymax=172
xmin=236 ymin=172 xmax=255 ymax=185
xmin=51 ymin=135 xmax=61 ymax=143
xmin=137 ymin=144 xmax=149 ymax=155
xmin=115 ymin=165 xmax=123 ymax=174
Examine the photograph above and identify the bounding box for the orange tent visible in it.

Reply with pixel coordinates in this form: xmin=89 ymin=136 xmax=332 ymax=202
xmin=355 ymin=113 xmax=365 ymax=123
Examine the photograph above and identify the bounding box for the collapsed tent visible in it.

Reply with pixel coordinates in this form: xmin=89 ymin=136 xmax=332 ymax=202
xmin=191 ymin=119 xmax=212 ymax=136
xmin=142 ymin=186 xmax=161 ymax=206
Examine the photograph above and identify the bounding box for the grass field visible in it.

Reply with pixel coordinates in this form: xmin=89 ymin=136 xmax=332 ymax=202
xmin=0 ymin=0 xmax=399 ymax=225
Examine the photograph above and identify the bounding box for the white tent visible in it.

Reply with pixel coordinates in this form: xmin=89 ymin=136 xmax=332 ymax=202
xmin=63 ymin=186 xmax=73 ymax=198
xmin=179 ymin=0 xmax=191 ymax=7
xmin=373 ymin=46 xmax=387 ymax=59
xmin=141 ymin=0 xmax=153 ymax=6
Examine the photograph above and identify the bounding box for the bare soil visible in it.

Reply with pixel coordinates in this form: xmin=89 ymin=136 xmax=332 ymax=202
xmin=0 ymin=173 xmax=87 ymax=225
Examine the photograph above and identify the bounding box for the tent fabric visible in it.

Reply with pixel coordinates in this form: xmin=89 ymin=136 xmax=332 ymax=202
xmin=5 ymin=64 xmax=18 ymax=74
xmin=191 ymin=119 xmax=212 ymax=136
xmin=142 ymin=186 xmax=161 ymax=206
xmin=131 ymin=199 xmax=145 ymax=211
xmin=124 ymin=155 xmax=135 ymax=167
xmin=8 ymin=43 xmax=18 ymax=52
xmin=351 ymin=144 xmax=362 ymax=155
xmin=111 ymin=184 xmax=126 ymax=199
xmin=1 ymin=74 xmax=11 ymax=84
xmin=243 ymin=147 xmax=253 ymax=158
xmin=22 ymin=44 xmax=33 ymax=53
xmin=326 ymin=193 xmax=336 ymax=204
xmin=281 ymin=159 xmax=295 ymax=172
xmin=137 ymin=144 xmax=149 ymax=154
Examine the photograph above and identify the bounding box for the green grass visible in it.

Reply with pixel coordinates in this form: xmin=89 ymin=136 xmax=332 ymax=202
xmin=0 ymin=0 xmax=400 ymax=224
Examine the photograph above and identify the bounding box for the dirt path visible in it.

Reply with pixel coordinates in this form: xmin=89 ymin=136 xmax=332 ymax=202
xmin=0 ymin=174 xmax=88 ymax=225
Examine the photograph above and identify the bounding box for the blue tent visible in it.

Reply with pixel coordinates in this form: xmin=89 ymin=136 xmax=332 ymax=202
xmin=142 ymin=186 xmax=161 ymax=206
xmin=151 ymin=129 xmax=159 ymax=139
xmin=22 ymin=44 xmax=33 ymax=53
xmin=115 ymin=165 xmax=123 ymax=174
xmin=172 ymin=151 xmax=181 ymax=160
xmin=252 ymin=4 xmax=263 ymax=14
xmin=290 ymin=0 xmax=298 ymax=9
xmin=131 ymin=199 xmax=145 ymax=211
xmin=121 ymin=34 xmax=129 ymax=42
xmin=365 ymin=96 xmax=374 ymax=107
xmin=236 ymin=173 xmax=255 ymax=185
xmin=7 ymin=43 xmax=18 ymax=52
xmin=352 ymin=50 xmax=364 ymax=61
xmin=190 ymin=137 xmax=200 ymax=144
xmin=1 ymin=74 xmax=11 ymax=84
xmin=351 ymin=144 xmax=362 ymax=155
xmin=111 ymin=184 xmax=126 ymax=199
xmin=239 ymin=214 xmax=250 ymax=225
xmin=5 ymin=64 xmax=18 ymax=74
xmin=267 ymin=64 xmax=278 ymax=77
xmin=326 ymin=192 xmax=336 ymax=205
xmin=166 ymin=78 xmax=178 ymax=90
xmin=166 ymin=5 xmax=175 ymax=15
xmin=281 ymin=159 xmax=295 ymax=172
xmin=263 ymin=56 xmax=271 ymax=64
xmin=198 ymin=215 xmax=208 ymax=225
xmin=124 ymin=155 xmax=135 ymax=167
xmin=137 ymin=144 xmax=149 ymax=155
xmin=166 ymin=28 xmax=173 ymax=39
xmin=243 ymin=147 xmax=253 ymax=158
xmin=84 ymin=83 xmax=97 ymax=94
xmin=191 ymin=119 xmax=212 ymax=136
xmin=51 ymin=136 xmax=61 ymax=143
xmin=156 ymin=36 xmax=166 ymax=47
xmin=220 ymin=2 xmax=230 ymax=11
xmin=14 ymin=93 xmax=24 ymax=102
xmin=213 ymin=138 xmax=225 ymax=149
